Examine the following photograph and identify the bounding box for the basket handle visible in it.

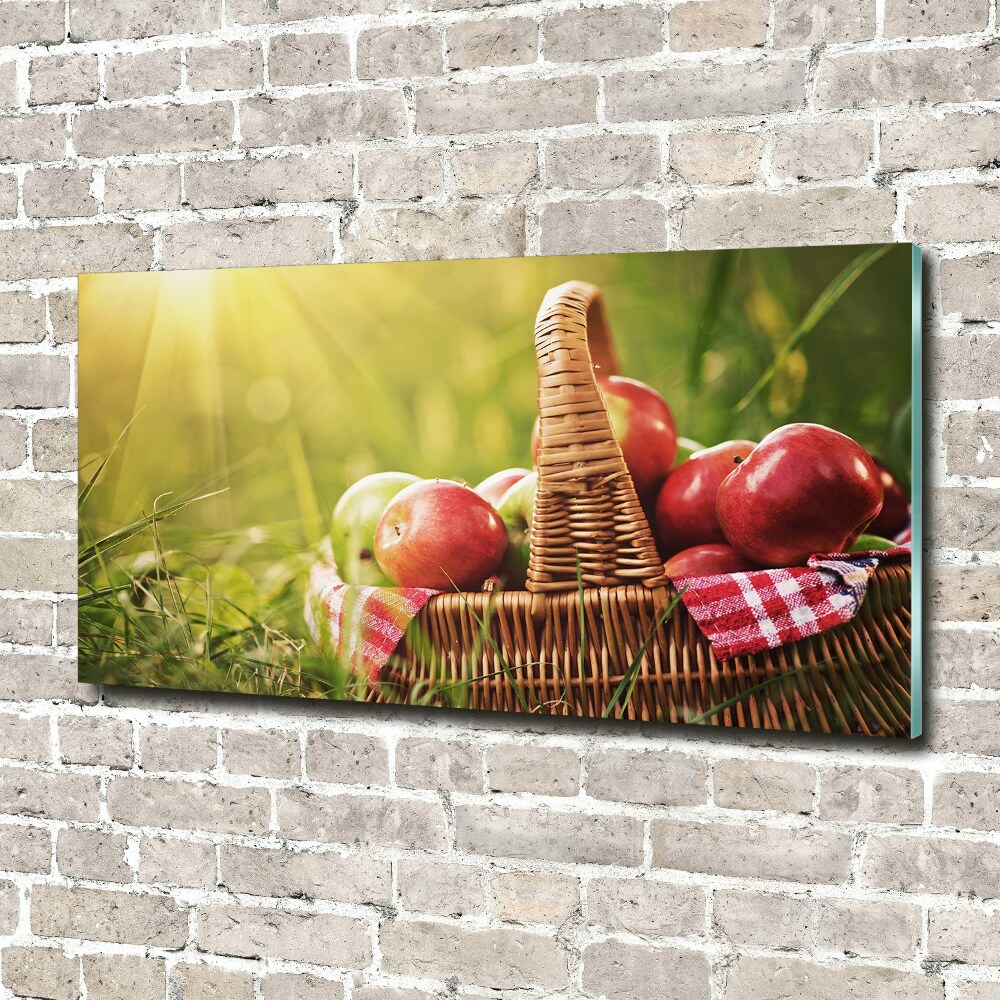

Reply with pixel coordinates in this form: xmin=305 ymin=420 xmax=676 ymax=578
xmin=526 ymin=281 xmax=669 ymax=593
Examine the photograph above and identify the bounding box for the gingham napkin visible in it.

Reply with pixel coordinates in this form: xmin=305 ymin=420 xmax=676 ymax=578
xmin=668 ymin=547 xmax=912 ymax=662
xmin=306 ymin=553 xmax=440 ymax=683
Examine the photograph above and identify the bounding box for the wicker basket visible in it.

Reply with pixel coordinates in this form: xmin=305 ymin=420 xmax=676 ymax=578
xmin=377 ymin=281 xmax=912 ymax=736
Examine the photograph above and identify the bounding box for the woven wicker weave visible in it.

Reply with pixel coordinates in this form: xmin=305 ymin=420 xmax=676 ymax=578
xmin=380 ymin=281 xmax=912 ymax=735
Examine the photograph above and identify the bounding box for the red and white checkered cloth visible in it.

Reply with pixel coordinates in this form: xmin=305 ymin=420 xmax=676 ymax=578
xmin=668 ymin=546 xmax=911 ymax=662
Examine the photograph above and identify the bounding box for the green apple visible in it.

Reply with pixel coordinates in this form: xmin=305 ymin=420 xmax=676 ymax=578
xmin=848 ymin=533 xmax=896 ymax=552
xmin=674 ymin=436 xmax=707 ymax=467
xmin=496 ymin=471 xmax=537 ymax=589
xmin=331 ymin=472 xmax=420 ymax=585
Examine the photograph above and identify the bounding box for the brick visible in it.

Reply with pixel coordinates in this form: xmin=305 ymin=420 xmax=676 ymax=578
xmin=487 ymin=744 xmax=579 ymax=796
xmin=416 ymin=76 xmax=596 ymax=134
xmin=882 ymin=113 xmax=1000 ymax=173
xmin=302 ymin=731 xmax=386 ymax=785
xmin=714 ymin=758 xmax=815 ymax=813
xmin=54 ymin=601 xmax=75 ymax=645
xmin=358 ymin=148 xmax=444 ymax=201
xmin=0 ymin=880 xmax=18 ymax=935
xmin=817 ymin=897 xmax=922 ymax=960
xmin=0 ymin=114 xmax=66 ymax=164
xmin=0 ymin=768 xmax=98 ymax=822
xmin=773 ymin=0 xmax=875 ymax=45
xmin=0 ymin=291 xmax=46 ymax=344
xmin=353 ymin=989 xmax=432 ymax=1000
xmin=170 ymin=964 xmax=254 ymax=1000
xmin=930 ymin=906 xmax=1000 ymax=964
xmin=107 ymin=777 xmax=271 ymax=836
xmin=0 ymin=594 xmax=54 ymax=647
xmin=819 ymin=765 xmax=923 ymax=823
xmin=2 ymin=947 xmax=79 ymax=1000
xmin=588 ymin=877 xmax=704 ymax=937
xmin=714 ymin=890 xmax=810 ymax=948
xmin=930 ymin=566 xmax=997 ymax=621
xmin=908 ymin=184 xmax=1000 ymax=244
xmin=345 ymin=203 xmax=524 ymax=262
xmin=928 ymin=331 xmax=1000 ymax=399
xmin=59 ymin=715 xmax=132 ymax=768
xmin=32 ymin=885 xmax=188 ymax=947
xmin=83 ymin=955 xmax=166 ymax=1000
xmin=492 ymin=871 xmax=578 ymax=925
xmin=928 ymin=628 xmax=1000 ymax=688
xmin=0 ymin=824 xmax=51 ymax=873
xmin=0 ymin=712 xmax=52 ymax=763
xmin=229 ymin=0 xmax=389 ymax=22
xmin=358 ymin=25 xmax=443 ymax=78
xmin=57 ymin=829 xmax=131 ymax=883
xmin=262 ymin=974 xmax=344 ymax=1000
xmin=955 ymin=986 xmax=1000 ymax=1000
xmin=606 ymin=60 xmax=806 ymax=123
xmin=69 ymin=0 xmax=221 ymax=40
xmin=680 ymin=186 xmax=896 ymax=250
xmin=885 ymin=0 xmax=988 ymax=38
xmin=449 ymin=142 xmax=535 ymax=195
xmin=930 ymin=488 xmax=1000 ymax=549
xmin=74 ymin=103 xmax=233 ymax=157
xmin=241 ymin=91 xmax=406 ymax=146
xmin=586 ymin=749 xmax=708 ymax=806
xmin=944 ymin=412 xmax=1000 ymax=478
xmin=654 ymin=820 xmax=852 ymax=883
xmin=934 ymin=771 xmax=1000 ymax=831
xmin=381 ymin=920 xmax=568 ymax=990
xmin=545 ymin=6 xmax=663 ymax=62
xmin=0 ymin=2 xmax=64 ymax=45
xmin=395 ymin=737 xmax=483 ymax=791
xmin=223 ymin=728 xmax=298 ymax=779
xmin=161 ymin=216 xmax=331 ymax=270
xmin=456 ymin=803 xmax=643 ymax=865
xmin=138 ymin=836 xmax=216 ymax=889
xmin=0 ymin=225 xmax=153 ymax=282
xmin=23 ymin=167 xmax=96 ymax=219
xmin=540 ymin=198 xmax=667 ymax=255
xmin=726 ymin=955 xmax=943 ymax=1000
xmin=104 ymin=49 xmax=181 ymax=100
xmin=670 ymin=0 xmax=767 ymax=51
xmin=0 ymin=172 xmax=16 ymax=217
xmin=198 ymin=904 xmax=371 ymax=967
xmin=772 ymin=121 xmax=873 ymax=181
xmin=268 ymin=32 xmax=350 ymax=86
xmin=547 ymin=133 xmax=660 ymax=190
xmin=29 ymin=54 xmax=98 ymax=106
xmin=582 ymin=939 xmax=710 ymax=1000
xmin=0 ymin=61 xmax=17 ymax=110
xmin=863 ymin=833 xmax=1000 ymax=897
xmin=104 ymin=163 xmax=180 ymax=213
xmin=398 ymin=858 xmax=483 ymax=917
xmin=0 ymin=653 xmax=92 ymax=702
xmin=47 ymin=290 xmax=77 ymax=344
xmin=185 ymin=152 xmax=352 ymax=209
xmin=186 ymin=42 xmax=262 ymax=91
xmin=0 ymin=417 xmax=28 ymax=470
xmin=141 ymin=724 xmax=216 ymax=774
xmin=817 ymin=45 xmax=1000 ymax=111
xmin=447 ymin=18 xmax=536 ymax=70
xmin=220 ymin=844 xmax=391 ymax=905
xmin=941 ymin=254 xmax=1000 ymax=322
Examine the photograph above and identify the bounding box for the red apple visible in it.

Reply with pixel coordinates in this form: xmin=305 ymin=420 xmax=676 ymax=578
xmin=665 ymin=544 xmax=760 ymax=579
xmin=475 ymin=468 xmax=531 ymax=508
xmin=532 ymin=375 xmax=677 ymax=503
xmin=655 ymin=439 xmax=757 ymax=555
xmin=716 ymin=423 xmax=884 ymax=568
xmin=374 ymin=480 xmax=508 ymax=590
xmin=869 ymin=457 xmax=910 ymax=538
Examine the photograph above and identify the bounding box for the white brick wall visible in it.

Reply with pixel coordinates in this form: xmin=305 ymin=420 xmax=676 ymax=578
xmin=0 ymin=0 xmax=997 ymax=996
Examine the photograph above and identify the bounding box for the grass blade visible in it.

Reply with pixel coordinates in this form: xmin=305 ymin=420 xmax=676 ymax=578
xmin=734 ymin=244 xmax=893 ymax=414
xmin=78 ymin=409 xmax=144 ymax=510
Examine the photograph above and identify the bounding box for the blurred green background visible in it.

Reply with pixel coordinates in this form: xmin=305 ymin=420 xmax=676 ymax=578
xmin=78 ymin=244 xmax=914 ymax=697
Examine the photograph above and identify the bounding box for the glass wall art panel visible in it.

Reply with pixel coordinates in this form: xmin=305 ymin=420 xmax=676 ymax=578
xmin=79 ymin=244 xmax=922 ymax=737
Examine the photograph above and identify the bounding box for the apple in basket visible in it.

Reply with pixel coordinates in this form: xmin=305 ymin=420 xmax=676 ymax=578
xmin=716 ymin=423 xmax=884 ymax=568
xmin=331 ymin=472 xmax=421 ymax=586
xmin=475 ymin=468 xmax=532 ymax=508
xmin=374 ymin=480 xmax=508 ymax=591
xmin=496 ymin=471 xmax=538 ymax=589
xmin=655 ymin=439 xmax=757 ymax=555
xmin=664 ymin=544 xmax=760 ymax=578
xmin=869 ymin=456 xmax=910 ymax=538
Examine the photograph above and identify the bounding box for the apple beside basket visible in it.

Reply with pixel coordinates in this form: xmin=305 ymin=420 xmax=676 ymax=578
xmin=375 ymin=280 xmax=913 ymax=736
